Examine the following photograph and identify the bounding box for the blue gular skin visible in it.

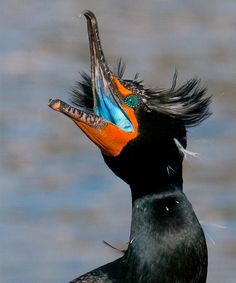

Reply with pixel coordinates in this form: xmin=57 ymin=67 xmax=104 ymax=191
xmin=95 ymin=76 xmax=134 ymax=132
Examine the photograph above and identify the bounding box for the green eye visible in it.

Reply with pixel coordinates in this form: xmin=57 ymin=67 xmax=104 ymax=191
xmin=124 ymin=94 xmax=141 ymax=109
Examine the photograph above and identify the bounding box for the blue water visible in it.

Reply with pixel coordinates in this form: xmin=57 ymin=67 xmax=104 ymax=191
xmin=1 ymin=1 xmax=236 ymax=282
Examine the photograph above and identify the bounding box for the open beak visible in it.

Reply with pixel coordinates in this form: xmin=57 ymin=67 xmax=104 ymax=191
xmin=48 ymin=10 xmax=138 ymax=157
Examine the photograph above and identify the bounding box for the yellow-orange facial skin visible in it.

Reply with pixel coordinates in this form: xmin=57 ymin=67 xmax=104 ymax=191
xmin=72 ymin=77 xmax=139 ymax=157
xmin=112 ymin=76 xmax=132 ymax=97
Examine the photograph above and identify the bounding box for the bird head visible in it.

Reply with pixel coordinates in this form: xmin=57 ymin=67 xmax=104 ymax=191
xmin=49 ymin=10 xmax=211 ymax=187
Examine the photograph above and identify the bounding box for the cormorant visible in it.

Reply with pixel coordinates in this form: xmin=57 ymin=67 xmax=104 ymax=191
xmin=49 ymin=10 xmax=211 ymax=283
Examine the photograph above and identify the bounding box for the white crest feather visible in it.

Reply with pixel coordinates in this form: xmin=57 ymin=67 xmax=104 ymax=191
xmin=173 ymin=138 xmax=199 ymax=159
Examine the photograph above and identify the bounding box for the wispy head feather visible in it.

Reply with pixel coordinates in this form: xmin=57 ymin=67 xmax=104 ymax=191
xmin=71 ymin=72 xmax=93 ymax=111
xmin=114 ymin=58 xmax=126 ymax=78
xmin=143 ymin=71 xmax=212 ymax=127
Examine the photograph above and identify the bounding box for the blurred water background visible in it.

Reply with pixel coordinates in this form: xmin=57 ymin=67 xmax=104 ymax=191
xmin=0 ymin=0 xmax=236 ymax=282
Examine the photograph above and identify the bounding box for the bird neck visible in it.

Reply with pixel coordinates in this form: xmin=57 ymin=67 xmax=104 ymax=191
xmin=130 ymin=175 xmax=183 ymax=201
xmin=129 ymin=147 xmax=184 ymax=200
xmin=123 ymin=190 xmax=208 ymax=283
xmin=103 ymin=136 xmax=184 ymax=198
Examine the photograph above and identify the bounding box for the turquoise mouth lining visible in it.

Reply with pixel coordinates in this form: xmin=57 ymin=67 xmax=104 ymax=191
xmin=95 ymin=77 xmax=134 ymax=132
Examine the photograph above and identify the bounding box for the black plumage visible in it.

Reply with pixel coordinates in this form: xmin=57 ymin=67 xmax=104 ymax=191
xmin=69 ymin=62 xmax=211 ymax=283
xmin=49 ymin=10 xmax=211 ymax=283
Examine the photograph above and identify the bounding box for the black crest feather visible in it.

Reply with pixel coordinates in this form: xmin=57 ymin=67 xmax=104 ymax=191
xmin=71 ymin=72 xmax=93 ymax=111
xmin=143 ymin=71 xmax=212 ymax=127
xmin=114 ymin=58 xmax=126 ymax=78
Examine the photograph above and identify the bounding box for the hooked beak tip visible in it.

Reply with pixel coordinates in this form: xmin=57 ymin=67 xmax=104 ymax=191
xmin=48 ymin=98 xmax=61 ymax=111
xmin=82 ymin=10 xmax=95 ymax=19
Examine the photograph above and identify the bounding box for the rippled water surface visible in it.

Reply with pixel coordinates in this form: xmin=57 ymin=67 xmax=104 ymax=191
xmin=1 ymin=1 xmax=236 ymax=282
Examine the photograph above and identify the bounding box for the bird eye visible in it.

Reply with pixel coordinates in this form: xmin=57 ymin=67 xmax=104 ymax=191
xmin=124 ymin=94 xmax=141 ymax=109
